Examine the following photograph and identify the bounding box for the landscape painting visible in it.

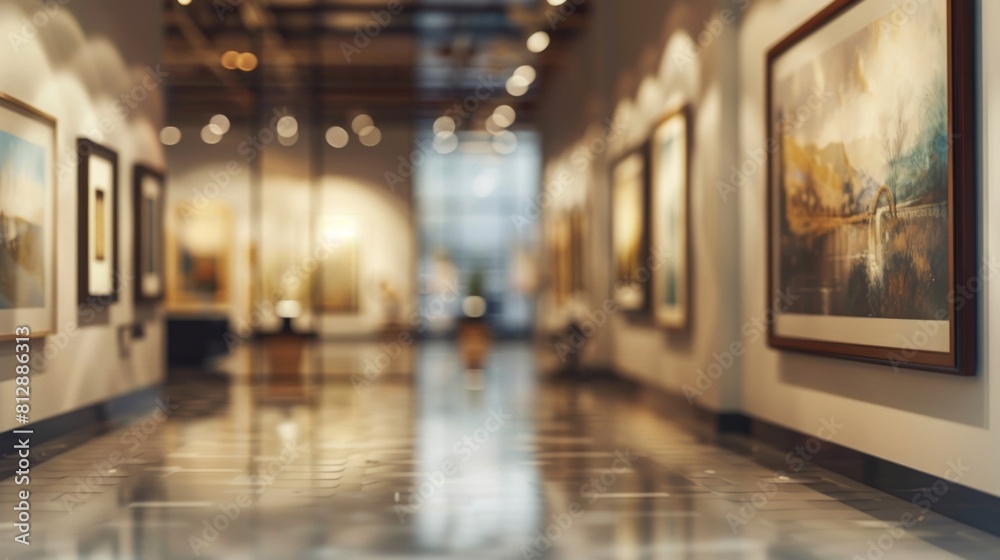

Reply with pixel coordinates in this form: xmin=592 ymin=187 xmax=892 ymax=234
xmin=768 ymin=0 xmax=976 ymax=374
xmin=0 ymin=94 xmax=55 ymax=338
xmin=611 ymin=151 xmax=648 ymax=312
xmin=650 ymin=108 xmax=689 ymax=329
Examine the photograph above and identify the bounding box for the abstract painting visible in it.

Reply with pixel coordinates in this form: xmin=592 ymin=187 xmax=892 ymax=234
xmin=134 ymin=165 xmax=165 ymax=302
xmin=167 ymin=202 xmax=232 ymax=310
xmin=77 ymin=139 xmax=119 ymax=304
xmin=0 ymin=94 xmax=55 ymax=338
xmin=317 ymin=214 xmax=360 ymax=314
xmin=767 ymin=0 xmax=976 ymax=374
xmin=650 ymin=107 xmax=690 ymax=329
xmin=611 ymin=151 xmax=648 ymax=313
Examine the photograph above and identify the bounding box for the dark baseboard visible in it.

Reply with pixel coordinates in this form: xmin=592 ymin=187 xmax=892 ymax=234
xmin=603 ymin=366 xmax=1000 ymax=538
xmin=0 ymin=385 xmax=162 ymax=480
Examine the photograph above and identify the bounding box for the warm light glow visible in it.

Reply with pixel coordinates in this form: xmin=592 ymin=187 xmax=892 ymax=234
xmin=433 ymin=131 xmax=458 ymax=154
xmin=177 ymin=0 xmax=192 ymax=5
xmin=493 ymin=130 xmax=517 ymax=154
xmin=159 ymin=126 xmax=181 ymax=146
xmin=506 ymin=76 xmax=529 ymax=97
xmin=276 ymin=300 xmax=301 ymax=319
xmin=322 ymin=216 xmax=359 ymax=244
xmin=210 ymin=114 xmax=230 ymax=134
xmin=485 ymin=114 xmax=506 ymax=135
xmin=277 ymin=116 xmax=298 ymax=138
xmin=547 ymin=0 xmax=566 ymax=5
xmin=433 ymin=116 xmax=456 ymax=134
xmin=221 ymin=50 xmax=239 ymax=70
xmin=236 ymin=52 xmax=258 ymax=71
xmin=527 ymin=31 xmax=550 ymax=53
xmin=513 ymin=65 xmax=536 ymax=85
xmin=278 ymin=132 xmax=297 ymax=146
xmin=462 ymin=296 xmax=487 ymax=318
xmin=200 ymin=124 xmax=222 ymax=145
xmin=351 ymin=114 xmax=374 ymax=134
xmin=493 ymin=105 xmax=516 ymax=127
xmin=359 ymin=126 xmax=382 ymax=147
xmin=326 ymin=126 xmax=349 ymax=148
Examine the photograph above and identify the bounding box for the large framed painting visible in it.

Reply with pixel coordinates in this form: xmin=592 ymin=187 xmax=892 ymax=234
xmin=766 ymin=0 xmax=976 ymax=375
xmin=611 ymin=150 xmax=649 ymax=313
xmin=77 ymin=139 xmax=119 ymax=305
xmin=650 ymin=107 xmax=690 ymax=330
xmin=167 ymin=202 xmax=232 ymax=310
xmin=134 ymin=165 xmax=165 ymax=302
xmin=0 ymin=94 xmax=56 ymax=338
xmin=316 ymin=214 xmax=360 ymax=314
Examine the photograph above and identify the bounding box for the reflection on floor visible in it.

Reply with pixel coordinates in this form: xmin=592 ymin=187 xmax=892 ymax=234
xmin=2 ymin=341 xmax=999 ymax=559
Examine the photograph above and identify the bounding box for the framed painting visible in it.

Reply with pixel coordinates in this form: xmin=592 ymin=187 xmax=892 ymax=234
xmin=134 ymin=164 xmax=165 ymax=302
xmin=610 ymin=150 xmax=649 ymax=314
xmin=166 ymin=202 xmax=232 ymax=310
xmin=766 ymin=0 xmax=976 ymax=375
xmin=77 ymin=139 xmax=119 ymax=305
xmin=316 ymin=214 xmax=360 ymax=314
xmin=0 ymin=93 xmax=56 ymax=338
xmin=649 ymin=106 xmax=691 ymax=330
xmin=550 ymin=211 xmax=571 ymax=305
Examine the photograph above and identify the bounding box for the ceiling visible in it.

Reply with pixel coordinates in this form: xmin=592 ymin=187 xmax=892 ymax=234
xmin=161 ymin=0 xmax=591 ymax=128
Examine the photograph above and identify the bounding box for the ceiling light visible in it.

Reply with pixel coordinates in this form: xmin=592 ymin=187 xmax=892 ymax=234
xmin=493 ymin=105 xmax=516 ymax=127
xmin=221 ymin=51 xmax=239 ymax=70
xmin=352 ymin=114 xmax=374 ymax=134
xmin=506 ymin=76 xmax=529 ymax=97
xmin=359 ymin=126 xmax=382 ymax=147
xmin=547 ymin=0 xmax=567 ymax=5
xmin=236 ymin=52 xmax=258 ymax=71
xmin=527 ymin=31 xmax=550 ymax=54
xmin=433 ymin=131 xmax=458 ymax=154
xmin=201 ymin=125 xmax=222 ymax=145
xmin=493 ymin=130 xmax=517 ymax=154
xmin=326 ymin=126 xmax=349 ymax=148
xmin=485 ymin=115 xmax=506 ymax=135
xmin=177 ymin=0 xmax=192 ymax=5
xmin=278 ymin=132 xmax=298 ymax=147
xmin=160 ymin=126 xmax=181 ymax=146
xmin=513 ymin=65 xmax=536 ymax=85
xmin=210 ymin=114 xmax=230 ymax=134
xmin=433 ymin=116 xmax=456 ymax=134
xmin=277 ymin=116 xmax=298 ymax=138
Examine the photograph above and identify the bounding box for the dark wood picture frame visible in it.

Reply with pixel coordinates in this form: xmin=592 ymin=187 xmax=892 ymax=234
xmin=77 ymin=138 xmax=120 ymax=305
xmin=609 ymin=146 xmax=652 ymax=317
xmin=765 ymin=0 xmax=976 ymax=375
xmin=133 ymin=164 xmax=166 ymax=302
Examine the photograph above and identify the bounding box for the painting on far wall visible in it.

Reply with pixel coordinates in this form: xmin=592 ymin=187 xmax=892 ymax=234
xmin=134 ymin=165 xmax=165 ymax=302
xmin=650 ymin=107 xmax=690 ymax=330
xmin=767 ymin=0 xmax=976 ymax=374
xmin=611 ymin=150 xmax=648 ymax=313
xmin=167 ymin=202 xmax=232 ymax=310
xmin=0 ymin=93 xmax=56 ymax=338
xmin=317 ymin=214 xmax=360 ymax=314
xmin=77 ymin=139 xmax=119 ymax=305
xmin=549 ymin=211 xmax=572 ymax=305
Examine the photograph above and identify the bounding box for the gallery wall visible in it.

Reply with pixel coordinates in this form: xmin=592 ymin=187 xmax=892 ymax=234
xmin=541 ymin=0 xmax=1000 ymax=499
xmin=538 ymin=0 xmax=742 ymax=412
xmin=0 ymin=0 xmax=165 ymax=432
xmin=164 ymin=120 xmax=416 ymax=337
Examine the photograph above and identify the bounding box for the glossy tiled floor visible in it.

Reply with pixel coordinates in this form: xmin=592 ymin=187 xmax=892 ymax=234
xmin=3 ymin=342 xmax=1000 ymax=559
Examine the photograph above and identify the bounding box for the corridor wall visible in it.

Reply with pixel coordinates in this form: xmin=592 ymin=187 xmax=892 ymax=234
xmin=0 ymin=0 xmax=166 ymax=432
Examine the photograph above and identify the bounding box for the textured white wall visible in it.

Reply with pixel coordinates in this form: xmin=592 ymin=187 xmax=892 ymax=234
xmin=0 ymin=0 xmax=165 ymax=432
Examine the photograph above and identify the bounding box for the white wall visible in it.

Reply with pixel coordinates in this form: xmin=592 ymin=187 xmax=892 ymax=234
xmin=165 ymin=121 xmax=416 ymax=337
xmin=539 ymin=0 xmax=742 ymax=412
xmin=739 ymin=0 xmax=1000 ymax=498
xmin=0 ymin=0 xmax=165 ymax=432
